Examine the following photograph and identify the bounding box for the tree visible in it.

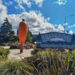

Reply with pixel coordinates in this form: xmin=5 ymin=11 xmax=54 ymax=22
xmin=26 ymin=30 xmax=32 ymax=42
xmin=1 ymin=18 xmax=14 ymax=35
xmin=0 ymin=18 xmax=16 ymax=43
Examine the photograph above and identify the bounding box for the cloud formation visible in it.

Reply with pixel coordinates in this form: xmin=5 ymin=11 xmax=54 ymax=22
xmin=0 ymin=1 xmax=62 ymax=34
xmin=8 ymin=11 xmax=55 ymax=34
xmin=14 ymin=0 xmax=44 ymax=10
xmin=0 ymin=0 xmax=73 ymax=34
xmin=0 ymin=0 xmax=55 ymax=34
xmin=68 ymin=24 xmax=75 ymax=28
xmin=56 ymin=0 xmax=67 ymax=5
xmin=0 ymin=0 xmax=7 ymax=26
xmin=57 ymin=24 xmax=64 ymax=31
xmin=33 ymin=0 xmax=44 ymax=7
xmin=15 ymin=0 xmax=31 ymax=10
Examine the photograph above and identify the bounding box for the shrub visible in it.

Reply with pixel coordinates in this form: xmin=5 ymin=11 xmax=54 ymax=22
xmin=10 ymin=44 xmax=19 ymax=49
xmin=0 ymin=61 xmax=33 ymax=75
xmin=0 ymin=47 xmax=10 ymax=60
xmin=10 ymin=41 xmax=19 ymax=49
xmin=32 ymin=49 xmax=71 ymax=75
xmin=71 ymin=50 xmax=75 ymax=73
xmin=31 ymin=48 xmax=42 ymax=55
xmin=0 ymin=48 xmax=73 ymax=75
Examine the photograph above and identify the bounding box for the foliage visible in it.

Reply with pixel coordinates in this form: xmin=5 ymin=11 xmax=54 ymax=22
xmin=0 ymin=61 xmax=33 ymax=75
xmin=0 ymin=47 xmax=10 ymax=61
xmin=0 ymin=48 xmax=74 ymax=75
xmin=31 ymin=48 xmax=42 ymax=55
xmin=1 ymin=18 xmax=13 ymax=35
xmin=32 ymin=49 xmax=72 ymax=75
xmin=26 ymin=30 xmax=32 ymax=42
xmin=0 ymin=18 xmax=18 ymax=43
xmin=9 ymin=41 xmax=19 ymax=49
xmin=71 ymin=49 xmax=75 ymax=72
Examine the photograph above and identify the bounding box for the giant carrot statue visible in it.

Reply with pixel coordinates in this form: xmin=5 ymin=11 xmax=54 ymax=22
xmin=18 ymin=19 xmax=28 ymax=53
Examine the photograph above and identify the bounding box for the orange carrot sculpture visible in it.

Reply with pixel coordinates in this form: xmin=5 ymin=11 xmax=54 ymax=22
xmin=19 ymin=19 xmax=28 ymax=45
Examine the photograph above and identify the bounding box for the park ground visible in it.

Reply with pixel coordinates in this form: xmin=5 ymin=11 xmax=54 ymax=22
xmin=1 ymin=46 xmax=34 ymax=60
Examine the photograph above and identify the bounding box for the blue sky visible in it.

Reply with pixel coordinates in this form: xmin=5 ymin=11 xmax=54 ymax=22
xmin=0 ymin=0 xmax=75 ymax=34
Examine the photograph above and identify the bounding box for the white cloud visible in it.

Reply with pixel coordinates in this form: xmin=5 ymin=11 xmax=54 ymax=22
xmin=68 ymin=24 xmax=75 ymax=28
xmin=0 ymin=0 xmax=66 ymax=35
xmin=0 ymin=0 xmax=73 ymax=34
xmin=0 ymin=0 xmax=7 ymax=26
xmin=33 ymin=0 xmax=44 ymax=7
xmin=0 ymin=0 xmax=54 ymax=34
xmin=8 ymin=11 xmax=55 ymax=34
xmin=57 ymin=24 xmax=64 ymax=31
xmin=52 ymin=24 xmax=64 ymax=32
xmin=8 ymin=14 xmax=21 ymax=28
xmin=69 ymin=30 xmax=73 ymax=34
xmin=15 ymin=0 xmax=31 ymax=10
xmin=63 ymin=22 xmax=68 ymax=26
xmin=56 ymin=0 xmax=67 ymax=5
xmin=54 ymin=24 xmax=74 ymax=34
xmin=14 ymin=0 xmax=44 ymax=10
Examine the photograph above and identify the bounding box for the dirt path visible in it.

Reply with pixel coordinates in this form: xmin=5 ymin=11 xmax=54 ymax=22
xmin=1 ymin=46 xmax=34 ymax=60
xmin=8 ymin=49 xmax=33 ymax=60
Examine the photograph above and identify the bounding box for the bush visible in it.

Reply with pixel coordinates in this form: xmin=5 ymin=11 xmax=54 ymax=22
xmin=31 ymin=48 xmax=42 ymax=55
xmin=0 ymin=47 xmax=10 ymax=60
xmin=0 ymin=48 xmax=74 ymax=75
xmin=10 ymin=44 xmax=19 ymax=49
xmin=71 ymin=50 xmax=75 ymax=73
xmin=0 ymin=61 xmax=33 ymax=75
xmin=32 ymin=49 xmax=72 ymax=75
xmin=26 ymin=30 xmax=32 ymax=42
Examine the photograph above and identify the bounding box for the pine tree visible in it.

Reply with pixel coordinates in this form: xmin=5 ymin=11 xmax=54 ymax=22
xmin=1 ymin=18 xmax=14 ymax=35
xmin=26 ymin=30 xmax=32 ymax=42
xmin=0 ymin=18 xmax=16 ymax=42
